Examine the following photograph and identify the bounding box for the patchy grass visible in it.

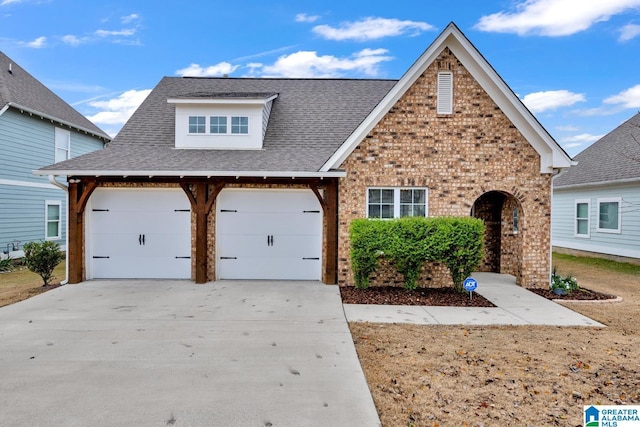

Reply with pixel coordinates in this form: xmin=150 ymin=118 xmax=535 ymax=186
xmin=353 ymin=253 xmax=640 ymax=426
xmin=0 ymin=259 xmax=65 ymax=307
xmin=553 ymin=252 xmax=640 ymax=276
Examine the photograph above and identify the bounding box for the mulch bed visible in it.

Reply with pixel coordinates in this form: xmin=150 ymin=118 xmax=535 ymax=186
xmin=340 ymin=286 xmax=495 ymax=307
xmin=340 ymin=286 xmax=617 ymax=307
xmin=527 ymin=287 xmax=617 ymax=301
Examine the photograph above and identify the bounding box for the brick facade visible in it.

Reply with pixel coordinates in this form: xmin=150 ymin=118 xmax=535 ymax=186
xmin=337 ymin=48 xmax=552 ymax=288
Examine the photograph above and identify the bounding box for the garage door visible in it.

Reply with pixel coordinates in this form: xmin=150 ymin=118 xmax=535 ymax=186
xmin=87 ymin=188 xmax=191 ymax=279
xmin=216 ymin=189 xmax=322 ymax=280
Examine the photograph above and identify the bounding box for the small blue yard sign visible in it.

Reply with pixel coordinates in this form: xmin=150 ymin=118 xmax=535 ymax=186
xmin=463 ymin=277 xmax=478 ymax=292
xmin=463 ymin=277 xmax=478 ymax=299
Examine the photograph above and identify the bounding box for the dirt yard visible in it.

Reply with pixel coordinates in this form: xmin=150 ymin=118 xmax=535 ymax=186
xmin=0 ymin=261 xmax=65 ymax=307
xmin=351 ymin=256 xmax=640 ymax=426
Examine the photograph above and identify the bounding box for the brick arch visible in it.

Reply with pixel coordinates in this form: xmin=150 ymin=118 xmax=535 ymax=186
xmin=471 ymin=190 xmax=524 ymax=284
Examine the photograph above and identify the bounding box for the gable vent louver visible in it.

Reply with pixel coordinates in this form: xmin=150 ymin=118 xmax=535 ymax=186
xmin=437 ymin=72 xmax=453 ymax=115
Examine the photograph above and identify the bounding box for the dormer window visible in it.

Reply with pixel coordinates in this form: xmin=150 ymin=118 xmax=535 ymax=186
xmin=188 ymin=116 xmax=206 ymax=134
xmin=169 ymin=92 xmax=277 ymax=150
xmin=210 ymin=116 xmax=227 ymax=134
xmin=231 ymin=116 xmax=249 ymax=134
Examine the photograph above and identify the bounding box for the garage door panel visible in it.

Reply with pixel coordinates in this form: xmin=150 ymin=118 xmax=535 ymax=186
xmin=218 ymin=212 xmax=320 ymax=235
xmin=219 ymin=257 xmax=320 ymax=280
xmin=219 ymin=191 xmax=319 ymax=212
xmin=217 ymin=190 xmax=322 ymax=280
xmin=218 ymin=234 xmax=321 ymax=258
xmin=92 ymin=256 xmax=191 ymax=279
xmin=88 ymin=189 xmax=191 ymax=280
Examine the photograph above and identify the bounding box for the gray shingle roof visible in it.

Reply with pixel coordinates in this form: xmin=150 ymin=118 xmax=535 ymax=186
xmin=39 ymin=77 xmax=396 ymax=174
xmin=555 ymin=113 xmax=640 ymax=188
xmin=0 ymin=51 xmax=110 ymax=140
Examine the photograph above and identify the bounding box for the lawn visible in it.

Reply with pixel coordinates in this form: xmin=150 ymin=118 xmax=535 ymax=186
xmin=351 ymin=253 xmax=640 ymax=426
xmin=0 ymin=259 xmax=66 ymax=307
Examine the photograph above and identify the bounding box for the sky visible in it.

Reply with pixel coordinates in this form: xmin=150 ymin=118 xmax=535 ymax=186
xmin=1 ymin=0 xmax=640 ymax=157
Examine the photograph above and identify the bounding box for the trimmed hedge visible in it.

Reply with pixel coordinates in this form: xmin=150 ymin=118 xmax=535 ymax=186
xmin=350 ymin=217 xmax=485 ymax=291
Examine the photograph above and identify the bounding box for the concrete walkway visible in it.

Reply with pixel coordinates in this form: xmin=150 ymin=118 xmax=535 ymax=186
xmin=343 ymin=272 xmax=604 ymax=327
xmin=0 ymin=280 xmax=380 ymax=427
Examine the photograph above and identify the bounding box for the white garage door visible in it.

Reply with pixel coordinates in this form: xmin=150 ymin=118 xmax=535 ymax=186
xmin=216 ymin=189 xmax=322 ymax=280
xmin=87 ymin=188 xmax=191 ymax=279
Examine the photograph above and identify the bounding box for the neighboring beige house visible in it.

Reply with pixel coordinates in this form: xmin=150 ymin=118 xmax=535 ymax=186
xmin=37 ymin=23 xmax=572 ymax=288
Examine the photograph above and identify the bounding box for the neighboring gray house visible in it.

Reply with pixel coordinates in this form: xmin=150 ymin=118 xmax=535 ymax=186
xmin=0 ymin=51 xmax=110 ymax=259
xmin=552 ymin=112 xmax=640 ymax=262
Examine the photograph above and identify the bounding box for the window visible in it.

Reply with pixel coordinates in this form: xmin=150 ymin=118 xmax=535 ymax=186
xmin=437 ymin=72 xmax=453 ymax=114
xmin=597 ymin=198 xmax=621 ymax=233
xmin=188 ymin=116 xmax=206 ymax=133
xmin=367 ymin=188 xmax=428 ymax=219
xmin=54 ymin=128 xmax=70 ymax=163
xmin=45 ymin=201 xmax=61 ymax=240
xmin=231 ymin=116 xmax=249 ymax=134
xmin=210 ymin=116 xmax=227 ymax=134
xmin=512 ymin=208 xmax=519 ymax=234
xmin=575 ymin=199 xmax=590 ymax=237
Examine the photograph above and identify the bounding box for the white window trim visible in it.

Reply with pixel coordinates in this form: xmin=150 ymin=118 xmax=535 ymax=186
xmin=187 ymin=115 xmax=249 ymax=136
xmin=54 ymin=127 xmax=71 ymax=163
xmin=437 ymin=71 xmax=453 ymax=115
xmin=597 ymin=197 xmax=622 ymax=234
xmin=574 ymin=198 xmax=590 ymax=238
xmin=366 ymin=187 xmax=429 ymax=219
xmin=45 ymin=200 xmax=62 ymax=240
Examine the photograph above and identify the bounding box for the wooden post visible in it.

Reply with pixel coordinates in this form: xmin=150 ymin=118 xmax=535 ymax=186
xmin=194 ymin=183 xmax=208 ymax=284
xmin=67 ymin=181 xmax=82 ymax=284
xmin=323 ymin=179 xmax=338 ymax=284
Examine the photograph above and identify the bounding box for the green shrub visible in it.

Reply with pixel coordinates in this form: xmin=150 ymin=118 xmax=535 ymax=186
xmin=350 ymin=217 xmax=485 ymax=291
xmin=0 ymin=256 xmax=13 ymax=273
xmin=23 ymin=241 xmax=63 ymax=286
xmin=551 ymin=265 xmax=579 ymax=294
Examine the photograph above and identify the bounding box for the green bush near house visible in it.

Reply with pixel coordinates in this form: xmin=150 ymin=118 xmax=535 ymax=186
xmin=0 ymin=256 xmax=14 ymax=273
xmin=22 ymin=241 xmax=63 ymax=286
xmin=350 ymin=217 xmax=485 ymax=291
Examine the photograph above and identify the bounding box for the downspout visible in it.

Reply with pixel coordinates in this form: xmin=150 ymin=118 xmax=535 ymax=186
xmin=48 ymin=175 xmax=69 ymax=285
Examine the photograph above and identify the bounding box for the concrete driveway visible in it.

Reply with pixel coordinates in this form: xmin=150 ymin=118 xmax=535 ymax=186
xmin=0 ymin=280 xmax=380 ymax=427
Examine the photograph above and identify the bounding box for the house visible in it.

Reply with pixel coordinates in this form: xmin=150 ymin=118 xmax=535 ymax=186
xmin=0 ymin=51 xmax=110 ymax=259
xmin=36 ymin=23 xmax=572 ymax=288
xmin=552 ymin=112 xmax=640 ymax=263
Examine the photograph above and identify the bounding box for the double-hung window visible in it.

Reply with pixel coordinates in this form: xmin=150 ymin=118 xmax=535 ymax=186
xmin=45 ymin=200 xmax=61 ymax=240
xmin=54 ymin=128 xmax=70 ymax=163
xmin=367 ymin=188 xmax=428 ymax=219
xmin=575 ymin=199 xmax=590 ymax=237
xmin=597 ymin=197 xmax=621 ymax=233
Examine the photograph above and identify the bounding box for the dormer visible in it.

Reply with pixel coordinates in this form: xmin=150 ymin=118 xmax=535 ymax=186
xmin=168 ymin=92 xmax=278 ymax=150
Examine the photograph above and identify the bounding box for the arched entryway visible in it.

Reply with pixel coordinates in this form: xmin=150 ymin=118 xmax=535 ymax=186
xmin=471 ymin=191 xmax=523 ymax=283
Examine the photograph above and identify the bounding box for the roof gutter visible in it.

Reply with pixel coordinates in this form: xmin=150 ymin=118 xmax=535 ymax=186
xmin=0 ymin=103 xmax=9 ymax=117
xmin=7 ymin=102 xmax=111 ymax=142
xmin=48 ymin=175 xmax=69 ymax=286
xmin=34 ymin=169 xmax=347 ymax=178
xmin=554 ymin=176 xmax=640 ymax=191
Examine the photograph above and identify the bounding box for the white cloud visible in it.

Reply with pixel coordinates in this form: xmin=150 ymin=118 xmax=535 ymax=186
xmin=604 ymin=84 xmax=640 ymax=108
xmin=521 ymin=90 xmax=586 ymax=113
xmin=176 ymin=62 xmax=240 ymax=77
xmin=313 ymin=17 xmax=434 ymax=41
xmin=22 ymin=36 xmax=46 ymax=48
xmin=86 ymin=89 xmax=151 ymax=130
xmin=121 ymin=13 xmax=139 ymax=24
xmin=475 ymin=0 xmax=640 ymax=36
xmin=61 ymin=34 xmax=89 ymax=46
xmin=254 ymin=48 xmax=393 ymax=78
xmin=619 ymin=23 xmax=640 ymax=41
xmin=560 ymin=133 xmax=605 ymax=148
xmin=0 ymin=0 xmax=22 ymax=5
xmin=95 ymin=28 xmax=136 ymax=37
xmin=296 ymin=13 xmax=320 ymax=23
